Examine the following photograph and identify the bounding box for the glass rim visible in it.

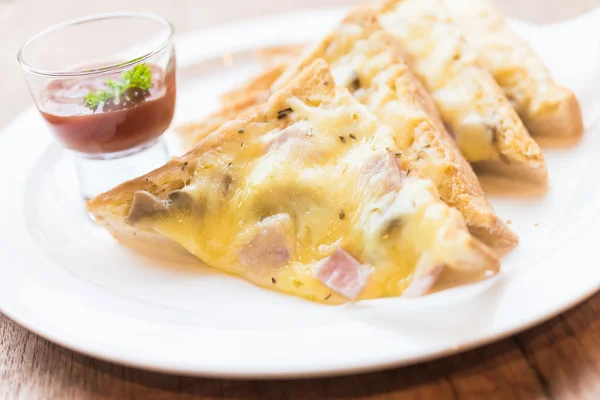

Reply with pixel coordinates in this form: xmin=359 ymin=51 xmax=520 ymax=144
xmin=17 ymin=12 xmax=175 ymax=78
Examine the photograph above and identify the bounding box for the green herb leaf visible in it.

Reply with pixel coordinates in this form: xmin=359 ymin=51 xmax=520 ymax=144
xmin=120 ymin=64 xmax=153 ymax=92
xmin=84 ymin=63 xmax=153 ymax=111
xmin=106 ymin=78 xmax=120 ymax=92
xmin=84 ymin=89 xmax=114 ymax=110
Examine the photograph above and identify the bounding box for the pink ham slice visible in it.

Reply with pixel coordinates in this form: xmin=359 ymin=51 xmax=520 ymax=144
xmin=263 ymin=124 xmax=309 ymax=149
xmin=403 ymin=265 xmax=445 ymax=297
xmin=238 ymin=215 xmax=292 ymax=270
xmin=314 ymin=249 xmax=373 ymax=300
xmin=360 ymin=152 xmax=404 ymax=194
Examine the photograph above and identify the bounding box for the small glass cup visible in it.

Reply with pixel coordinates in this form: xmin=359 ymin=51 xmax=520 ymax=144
xmin=18 ymin=13 xmax=176 ymax=199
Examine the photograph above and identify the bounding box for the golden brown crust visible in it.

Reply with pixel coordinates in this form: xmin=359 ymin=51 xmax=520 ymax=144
xmin=479 ymin=91 xmax=548 ymax=183
xmin=273 ymin=6 xmax=517 ymax=248
xmin=176 ymin=52 xmax=303 ymax=147
xmin=378 ymin=0 xmax=548 ymax=185
xmin=520 ymin=86 xmax=583 ymax=138
xmin=175 ymin=90 xmax=268 ymax=147
xmin=176 ymin=53 xmax=305 ymax=146
xmin=410 ymin=123 xmax=519 ymax=248
xmin=256 ymin=44 xmax=304 ymax=67
xmin=379 ymin=0 xmax=401 ymax=13
xmin=218 ymin=63 xmax=285 ymax=106
xmin=442 ymin=0 xmax=583 ymax=138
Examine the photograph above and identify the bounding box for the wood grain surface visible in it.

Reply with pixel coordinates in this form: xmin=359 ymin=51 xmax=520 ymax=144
xmin=1 ymin=0 xmax=599 ymax=398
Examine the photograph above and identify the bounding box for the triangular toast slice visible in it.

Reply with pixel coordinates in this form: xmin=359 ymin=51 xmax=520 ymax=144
xmin=218 ymin=62 xmax=287 ymax=107
xmin=176 ymin=63 xmax=289 ymax=147
xmin=256 ymin=44 xmax=305 ymax=69
xmin=88 ymin=60 xmax=499 ymax=303
xmin=175 ymin=90 xmax=268 ymax=148
xmin=272 ymin=6 xmax=517 ymax=248
xmin=379 ymin=0 xmax=548 ymax=183
xmin=217 ymin=45 xmax=303 ymax=108
xmin=442 ymin=0 xmax=583 ymax=138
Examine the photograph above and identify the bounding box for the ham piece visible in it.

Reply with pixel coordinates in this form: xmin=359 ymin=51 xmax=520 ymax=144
xmin=314 ymin=249 xmax=373 ymax=300
xmin=403 ymin=265 xmax=445 ymax=297
xmin=238 ymin=214 xmax=293 ymax=270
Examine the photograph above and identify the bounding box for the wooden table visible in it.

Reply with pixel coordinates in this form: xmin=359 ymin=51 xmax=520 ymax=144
xmin=1 ymin=0 xmax=599 ymax=398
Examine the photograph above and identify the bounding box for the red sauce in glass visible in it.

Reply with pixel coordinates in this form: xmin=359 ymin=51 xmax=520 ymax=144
xmin=40 ymin=64 xmax=176 ymax=155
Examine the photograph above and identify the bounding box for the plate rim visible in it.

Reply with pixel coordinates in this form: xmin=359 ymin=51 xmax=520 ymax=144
xmin=1 ymin=7 xmax=600 ymax=379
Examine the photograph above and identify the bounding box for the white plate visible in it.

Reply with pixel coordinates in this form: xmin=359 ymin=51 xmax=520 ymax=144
xmin=1 ymin=8 xmax=600 ymax=378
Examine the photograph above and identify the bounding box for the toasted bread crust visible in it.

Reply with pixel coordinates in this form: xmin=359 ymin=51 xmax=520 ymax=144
xmin=519 ymin=86 xmax=583 ymax=138
xmin=175 ymin=90 xmax=268 ymax=147
xmin=378 ymin=0 xmax=548 ymax=185
xmin=410 ymin=122 xmax=518 ymax=248
xmin=472 ymin=91 xmax=549 ymax=183
xmin=176 ymin=56 xmax=302 ymax=146
xmin=273 ymin=6 xmax=517 ymax=247
xmin=443 ymin=0 xmax=583 ymax=138
xmin=256 ymin=44 xmax=304 ymax=67
xmin=218 ymin=63 xmax=285 ymax=106
xmin=176 ymin=55 xmax=302 ymax=147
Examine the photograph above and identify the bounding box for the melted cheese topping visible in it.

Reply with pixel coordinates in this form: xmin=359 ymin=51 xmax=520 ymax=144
xmin=442 ymin=0 xmax=562 ymax=117
xmin=288 ymin=23 xmax=453 ymax=194
xmin=133 ymin=89 xmax=490 ymax=303
xmin=379 ymin=0 xmax=502 ymax=162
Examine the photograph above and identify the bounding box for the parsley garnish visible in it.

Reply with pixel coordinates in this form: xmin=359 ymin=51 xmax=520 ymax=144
xmin=84 ymin=63 xmax=153 ymax=111
xmin=83 ymin=90 xmax=113 ymax=110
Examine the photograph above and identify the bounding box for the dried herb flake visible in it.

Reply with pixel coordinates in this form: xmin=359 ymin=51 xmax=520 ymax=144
xmin=277 ymin=108 xmax=293 ymax=119
xmin=349 ymin=71 xmax=361 ymax=92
